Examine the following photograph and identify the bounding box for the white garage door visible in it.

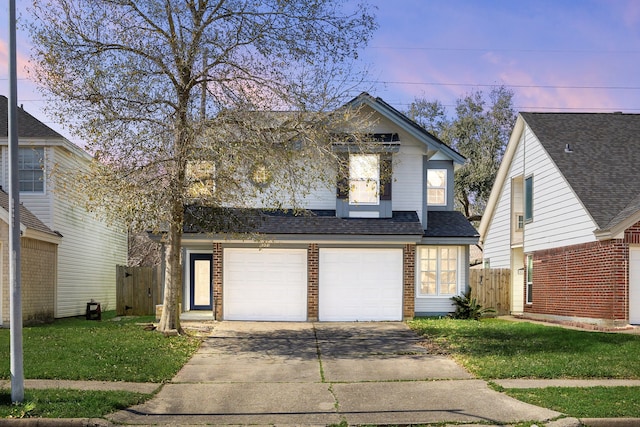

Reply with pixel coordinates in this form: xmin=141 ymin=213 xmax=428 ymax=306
xmin=224 ymin=248 xmax=307 ymax=321
xmin=629 ymin=247 xmax=640 ymax=324
xmin=319 ymin=248 xmax=403 ymax=321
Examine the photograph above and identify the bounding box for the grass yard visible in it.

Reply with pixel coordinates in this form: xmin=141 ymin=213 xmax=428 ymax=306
xmin=0 ymin=311 xmax=202 ymax=419
xmin=409 ymin=317 xmax=640 ymax=418
xmin=504 ymin=386 xmax=640 ymax=418
xmin=408 ymin=317 xmax=640 ymax=379
xmin=0 ymin=311 xmax=202 ymax=382
xmin=0 ymin=389 xmax=149 ymax=419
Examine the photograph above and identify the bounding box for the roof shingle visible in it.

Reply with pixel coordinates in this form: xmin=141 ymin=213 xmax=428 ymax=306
xmin=521 ymin=112 xmax=640 ymax=230
xmin=184 ymin=207 xmax=425 ymax=236
xmin=0 ymin=95 xmax=64 ymax=139
xmin=0 ymin=189 xmax=59 ymax=237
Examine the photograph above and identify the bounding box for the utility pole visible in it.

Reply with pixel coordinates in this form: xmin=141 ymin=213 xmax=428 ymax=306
xmin=8 ymin=0 xmax=25 ymax=404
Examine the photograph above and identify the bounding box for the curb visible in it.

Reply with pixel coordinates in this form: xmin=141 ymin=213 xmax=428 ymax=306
xmin=580 ymin=419 xmax=640 ymax=427
xmin=0 ymin=419 xmax=111 ymax=427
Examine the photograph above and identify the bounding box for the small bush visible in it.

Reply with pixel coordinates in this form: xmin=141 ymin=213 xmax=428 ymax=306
xmin=449 ymin=288 xmax=495 ymax=320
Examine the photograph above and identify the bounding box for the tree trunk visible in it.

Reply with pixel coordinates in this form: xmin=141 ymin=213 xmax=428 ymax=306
xmin=157 ymin=211 xmax=183 ymax=334
xmin=157 ymin=102 xmax=189 ymax=335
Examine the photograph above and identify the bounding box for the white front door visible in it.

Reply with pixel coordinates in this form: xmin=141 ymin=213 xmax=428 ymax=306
xmin=629 ymin=247 xmax=640 ymax=324
xmin=319 ymin=248 xmax=403 ymax=321
xmin=223 ymin=248 xmax=307 ymax=321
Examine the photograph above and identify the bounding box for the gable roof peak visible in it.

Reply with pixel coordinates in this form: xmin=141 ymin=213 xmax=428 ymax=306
xmin=344 ymin=93 xmax=466 ymax=165
xmin=521 ymin=111 xmax=640 ymax=232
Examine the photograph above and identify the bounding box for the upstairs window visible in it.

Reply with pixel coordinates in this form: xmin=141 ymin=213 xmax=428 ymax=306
xmin=524 ymin=175 xmax=533 ymax=222
xmin=19 ymin=147 xmax=45 ymax=193
xmin=427 ymin=169 xmax=447 ymax=206
xmin=349 ymin=154 xmax=379 ymax=205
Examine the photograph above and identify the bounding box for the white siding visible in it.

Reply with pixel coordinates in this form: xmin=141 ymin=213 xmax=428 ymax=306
xmin=0 ymin=143 xmax=127 ymax=318
xmin=483 ymin=126 xmax=598 ymax=266
xmin=237 ymin=109 xmax=430 ymax=220
xmin=49 ymin=147 xmax=127 ymax=317
xmin=392 ymin=144 xmax=424 ymax=221
xmin=482 ymin=142 xmax=518 ymax=269
xmin=520 ymin=127 xmax=597 ymax=253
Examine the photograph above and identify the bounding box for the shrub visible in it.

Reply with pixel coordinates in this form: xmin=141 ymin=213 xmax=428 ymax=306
xmin=449 ymin=288 xmax=495 ymax=320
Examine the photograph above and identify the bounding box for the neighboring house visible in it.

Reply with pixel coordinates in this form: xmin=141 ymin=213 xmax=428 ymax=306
xmin=479 ymin=112 xmax=640 ymax=327
xmin=0 ymin=189 xmax=61 ymax=325
xmin=0 ymin=96 xmax=128 ymax=321
xmin=175 ymin=93 xmax=479 ymax=321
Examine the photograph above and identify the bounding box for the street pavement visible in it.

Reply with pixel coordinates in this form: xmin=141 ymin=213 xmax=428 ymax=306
xmin=108 ymin=321 xmax=562 ymax=426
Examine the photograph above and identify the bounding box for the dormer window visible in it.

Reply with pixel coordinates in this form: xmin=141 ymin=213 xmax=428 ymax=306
xmin=349 ymin=154 xmax=379 ymax=205
xmin=427 ymin=169 xmax=447 ymax=206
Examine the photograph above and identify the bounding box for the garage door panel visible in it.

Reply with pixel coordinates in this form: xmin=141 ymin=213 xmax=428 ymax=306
xmin=224 ymin=248 xmax=307 ymax=321
xmin=319 ymin=248 xmax=403 ymax=321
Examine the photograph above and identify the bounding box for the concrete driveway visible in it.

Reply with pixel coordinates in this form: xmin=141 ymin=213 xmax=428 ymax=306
xmin=109 ymin=322 xmax=560 ymax=425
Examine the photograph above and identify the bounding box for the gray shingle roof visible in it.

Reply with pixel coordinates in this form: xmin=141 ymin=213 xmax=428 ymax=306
xmin=0 ymin=189 xmax=60 ymax=237
xmin=423 ymin=211 xmax=479 ymax=238
xmin=0 ymin=95 xmax=64 ymax=139
xmin=184 ymin=207 xmax=425 ymax=236
xmin=521 ymin=112 xmax=640 ymax=231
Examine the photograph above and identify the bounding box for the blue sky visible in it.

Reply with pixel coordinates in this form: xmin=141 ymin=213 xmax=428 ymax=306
xmin=2 ymin=0 xmax=640 ymax=142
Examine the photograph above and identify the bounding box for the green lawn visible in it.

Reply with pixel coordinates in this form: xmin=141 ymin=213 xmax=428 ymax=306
xmin=0 ymin=312 xmax=202 ymax=382
xmin=408 ymin=317 xmax=640 ymax=379
xmin=409 ymin=317 xmax=640 ymax=418
xmin=0 ymin=312 xmax=202 ymax=419
xmin=0 ymin=389 xmax=149 ymax=419
xmin=504 ymin=386 xmax=640 ymax=418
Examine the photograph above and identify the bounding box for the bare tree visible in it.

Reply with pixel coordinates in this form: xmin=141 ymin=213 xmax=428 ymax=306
xmin=29 ymin=0 xmax=377 ymax=333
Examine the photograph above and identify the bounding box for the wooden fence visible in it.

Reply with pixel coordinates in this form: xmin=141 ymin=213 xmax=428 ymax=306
xmin=116 ymin=265 xmax=162 ymax=316
xmin=469 ymin=268 xmax=511 ymax=315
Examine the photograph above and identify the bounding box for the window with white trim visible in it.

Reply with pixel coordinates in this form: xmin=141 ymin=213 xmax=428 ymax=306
xmin=524 ymin=175 xmax=533 ymax=222
xmin=427 ymin=169 xmax=447 ymax=206
xmin=349 ymin=153 xmax=379 ymax=205
xmin=525 ymin=254 xmax=533 ymax=304
xmin=19 ymin=147 xmax=45 ymax=193
xmin=418 ymin=246 xmax=458 ymax=296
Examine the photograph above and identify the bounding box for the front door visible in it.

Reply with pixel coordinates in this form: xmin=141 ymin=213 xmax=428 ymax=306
xmin=190 ymin=253 xmax=213 ymax=310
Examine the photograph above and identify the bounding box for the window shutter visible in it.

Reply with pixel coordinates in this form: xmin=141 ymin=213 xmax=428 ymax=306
xmin=336 ymin=153 xmax=349 ymax=199
xmin=380 ymin=154 xmax=392 ymax=201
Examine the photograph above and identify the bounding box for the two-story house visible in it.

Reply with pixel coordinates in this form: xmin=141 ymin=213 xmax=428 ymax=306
xmin=0 ymin=95 xmax=128 ymax=320
xmin=177 ymin=93 xmax=478 ymax=321
xmin=479 ymin=112 xmax=640 ymax=327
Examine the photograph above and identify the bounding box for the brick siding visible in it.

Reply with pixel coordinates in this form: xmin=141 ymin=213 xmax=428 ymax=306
xmin=0 ymin=225 xmax=57 ymax=325
xmin=403 ymin=244 xmax=415 ymax=320
xmin=524 ymin=239 xmax=628 ymax=325
xmin=307 ymin=244 xmax=319 ymax=321
xmin=213 ymin=243 xmax=223 ymax=320
xmin=21 ymin=238 xmax=57 ymax=324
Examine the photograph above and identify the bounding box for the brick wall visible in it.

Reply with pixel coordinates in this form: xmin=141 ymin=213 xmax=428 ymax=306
xmin=307 ymin=244 xmax=319 ymax=321
xmin=21 ymin=238 xmax=57 ymax=324
xmin=0 ymin=224 xmax=57 ymax=325
xmin=525 ymin=239 xmax=628 ymax=325
xmin=403 ymin=244 xmax=415 ymax=320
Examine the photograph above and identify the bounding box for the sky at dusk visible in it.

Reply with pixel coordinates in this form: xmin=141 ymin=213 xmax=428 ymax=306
xmin=1 ymin=0 xmax=640 ymax=143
